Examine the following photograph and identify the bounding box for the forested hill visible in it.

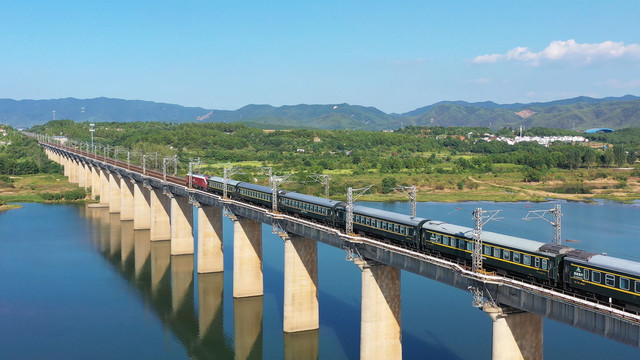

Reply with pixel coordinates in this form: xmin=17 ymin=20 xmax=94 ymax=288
xmin=1 ymin=95 xmax=639 ymax=130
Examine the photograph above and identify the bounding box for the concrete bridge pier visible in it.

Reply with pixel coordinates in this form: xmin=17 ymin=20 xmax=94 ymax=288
xmin=63 ymin=155 xmax=70 ymax=178
xmin=69 ymin=158 xmax=79 ymax=184
xmin=84 ymin=162 xmax=92 ymax=190
xmin=78 ymin=161 xmax=87 ymax=189
xmin=232 ymin=217 xmax=263 ymax=298
xmin=108 ymin=173 xmax=121 ymax=213
xmin=280 ymin=234 xmax=319 ymax=333
xmin=484 ymin=305 xmax=543 ymax=360
xmin=120 ymin=178 xmax=135 ymax=221
xmin=133 ymin=182 xmax=151 ymax=230
xmin=355 ymin=259 xmax=402 ymax=360
xmin=99 ymin=169 xmax=111 ymax=206
xmin=150 ymin=188 xmax=171 ymax=241
xmin=196 ymin=204 xmax=223 ymax=273
xmin=170 ymin=195 xmax=194 ymax=255
xmin=91 ymin=165 xmax=100 ymax=200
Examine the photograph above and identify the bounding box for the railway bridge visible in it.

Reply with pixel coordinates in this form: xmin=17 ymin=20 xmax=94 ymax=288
xmin=39 ymin=140 xmax=640 ymax=359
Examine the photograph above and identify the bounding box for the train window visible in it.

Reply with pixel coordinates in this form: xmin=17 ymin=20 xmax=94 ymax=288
xmin=534 ymin=257 xmax=540 ymax=268
xmin=484 ymin=245 xmax=491 ymax=255
xmin=466 ymin=242 xmax=473 ymax=251
xmin=541 ymin=259 xmax=548 ymax=270
xmin=605 ymin=274 xmax=615 ymax=287
xmin=635 ymin=281 xmax=640 ymax=293
xmin=442 ymin=236 xmax=448 ymax=245
xmin=583 ymin=269 xmax=589 ymax=280
xmin=493 ymin=248 xmax=500 ymax=258
xmin=513 ymin=252 xmax=520 ymax=263
xmin=592 ymin=271 xmax=601 ymax=283
xmin=436 ymin=234 xmax=442 ymax=243
xmin=394 ymin=224 xmax=399 ymax=232
xmin=503 ymin=250 xmax=510 ymax=260
xmin=620 ymin=277 xmax=630 ymax=290
xmin=458 ymin=240 xmax=465 ymax=250
xmin=523 ymin=254 xmax=531 ymax=266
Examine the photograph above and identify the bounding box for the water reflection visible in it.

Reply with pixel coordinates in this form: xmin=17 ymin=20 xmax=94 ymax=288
xmin=83 ymin=206 xmax=236 ymax=360
xmin=234 ymin=296 xmax=263 ymax=360
xmin=284 ymin=330 xmax=319 ymax=360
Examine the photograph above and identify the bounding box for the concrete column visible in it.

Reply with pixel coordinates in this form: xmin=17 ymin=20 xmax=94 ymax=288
xmin=84 ymin=162 xmax=92 ymax=190
xmin=198 ymin=272 xmax=224 ymax=339
xmin=120 ymin=178 xmax=135 ymax=221
xmin=484 ymin=305 xmax=543 ymax=360
xmin=357 ymin=260 xmax=402 ymax=360
xmin=233 ymin=218 xmax=263 ymax=298
xmin=91 ymin=166 xmax=100 ymax=200
xmin=69 ymin=158 xmax=78 ymax=184
xmin=150 ymin=188 xmax=170 ymax=241
xmin=170 ymin=195 xmax=194 ymax=255
xmin=109 ymin=173 xmax=121 ymax=214
xmin=63 ymin=156 xmax=70 ymax=178
xmin=133 ymin=182 xmax=151 ymax=230
xmin=283 ymin=236 xmax=319 ymax=333
xmin=78 ymin=162 xmax=87 ymax=188
xmin=234 ymin=296 xmax=263 ymax=360
xmin=197 ymin=204 xmax=223 ymax=273
xmin=171 ymin=255 xmax=194 ymax=314
xmin=151 ymin=240 xmax=171 ymax=296
xmin=134 ymin=229 xmax=151 ymax=279
xmin=99 ymin=169 xmax=110 ymax=205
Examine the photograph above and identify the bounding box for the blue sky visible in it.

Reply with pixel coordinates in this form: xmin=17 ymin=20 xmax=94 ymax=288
xmin=1 ymin=1 xmax=639 ymax=113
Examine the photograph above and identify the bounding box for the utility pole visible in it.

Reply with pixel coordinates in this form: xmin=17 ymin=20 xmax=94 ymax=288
xmin=270 ymin=174 xmax=291 ymax=212
xmin=345 ymin=185 xmax=373 ymax=235
xmin=310 ymin=174 xmax=331 ymax=198
xmin=394 ymin=185 xmax=417 ymax=218
xmin=223 ymin=164 xmax=244 ymax=199
xmin=523 ymin=204 xmax=562 ymax=245
xmin=471 ymin=207 xmax=502 ymax=308
xmin=188 ymin=158 xmax=201 ymax=188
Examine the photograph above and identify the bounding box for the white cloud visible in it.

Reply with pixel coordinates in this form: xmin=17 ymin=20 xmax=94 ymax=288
xmin=473 ymin=39 xmax=640 ymax=66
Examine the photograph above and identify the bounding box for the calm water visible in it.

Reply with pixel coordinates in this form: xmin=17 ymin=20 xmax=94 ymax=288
xmin=1 ymin=200 xmax=639 ymax=359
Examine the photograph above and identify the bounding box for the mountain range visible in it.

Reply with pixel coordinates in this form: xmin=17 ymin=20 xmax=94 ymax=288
xmin=1 ymin=95 xmax=639 ymax=130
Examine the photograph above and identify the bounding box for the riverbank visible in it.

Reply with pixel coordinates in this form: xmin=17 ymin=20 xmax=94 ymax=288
xmin=0 ymin=174 xmax=92 ymax=209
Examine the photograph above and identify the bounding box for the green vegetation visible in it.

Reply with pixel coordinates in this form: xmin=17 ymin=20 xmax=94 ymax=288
xmin=30 ymin=120 xmax=640 ymax=203
xmin=0 ymin=126 xmax=87 ymax=206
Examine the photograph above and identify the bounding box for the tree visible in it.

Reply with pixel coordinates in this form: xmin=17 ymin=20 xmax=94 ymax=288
xmin=613 ymin=145 xmax=626 ymax=167
xmin=381 ymin=176 xmax=397 ymax=194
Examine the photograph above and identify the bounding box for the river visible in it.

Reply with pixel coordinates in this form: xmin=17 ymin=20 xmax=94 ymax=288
xmin=1 ymin=200 xmax=639 ymax=359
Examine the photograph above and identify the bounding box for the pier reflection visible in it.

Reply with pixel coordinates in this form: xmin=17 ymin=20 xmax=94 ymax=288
xmin=84 ymin=206 xmax=236 ymax=359
xmin=234 ymin=296 xmax=263 ymax=360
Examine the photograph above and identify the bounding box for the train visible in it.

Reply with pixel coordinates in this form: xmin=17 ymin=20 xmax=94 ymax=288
xmin=187 ymin=173 xmax=640 ymax=310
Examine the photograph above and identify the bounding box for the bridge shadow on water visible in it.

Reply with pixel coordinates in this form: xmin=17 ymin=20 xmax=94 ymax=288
xmin=84 ymin=206 xmax=464 ymax=360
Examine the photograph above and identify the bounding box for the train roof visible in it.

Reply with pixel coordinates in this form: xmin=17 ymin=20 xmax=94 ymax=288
xmin=237 ymin=182 xmax=272 ymax=193
xmin=279 ymin=191 xmax=344 ymax=208
xmin=207 ymin=176 xmax=240 ymax=186
xmin=566 ymin=254 xmax=640 ymax=277
xmin=423 ymin=220 xmax=562 ymax=254
xmin=353 ymin=205 xmax=426 ymax=226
